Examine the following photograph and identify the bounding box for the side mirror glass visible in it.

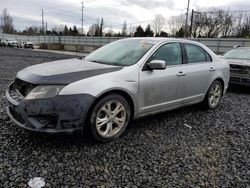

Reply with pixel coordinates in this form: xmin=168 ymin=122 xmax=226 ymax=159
xmin=148 ymin=60 xmax=166 ymax=70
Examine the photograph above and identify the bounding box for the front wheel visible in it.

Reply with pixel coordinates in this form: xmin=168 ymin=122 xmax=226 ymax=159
xmin=203 ymin=80 xmax=222 ymax=109
xmin=89 ymin=94 xmax=131 ymax=142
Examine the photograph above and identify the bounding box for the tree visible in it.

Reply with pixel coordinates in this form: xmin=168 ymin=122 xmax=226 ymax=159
xmin=99 ymin=18 xmax=104 ymax=36
xmin=88 ymin=18 xmax=104 ymax=36
xmin=122 ymin=20 xmax=127 ymax=36
xmin=175 ymin=27 xmax=185 ymax=37
xmin=152 ymin=14 xmax=166 ymax=36
xmin=69 ymin=27 xmax=73 ymax=35
xmin=134 ymin=25 xmax=145 ymax=37
xmin=144 ymin=24 xmax=154 ymax=37
xmin=128 ymin=24 xmax=136 ymax=36
xmin=105 ymin=25 xmax=113 ymax=37
xmin=1 ymin=8 xmax=14 ymax=34
xmin=189 ymin=9 xmax=235 ymax=38
xmin=72 ymin=25 xmax=78 ymax=36
xmin=159 ymin=31 xmax=168 ymax=37
xmin=168 ymin=14 xmax=185 ymax=37
xmin=87 ymin=24 xmax=97 ymax=36
xmin=63 ymin=25 xmax=69 ymax=35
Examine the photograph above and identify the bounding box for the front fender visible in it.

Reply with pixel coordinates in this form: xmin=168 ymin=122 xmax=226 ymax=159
xmin=59 ymin=66 xmax=139 ymax=116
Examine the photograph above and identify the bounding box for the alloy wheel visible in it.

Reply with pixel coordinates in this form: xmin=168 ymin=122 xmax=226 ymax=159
xmin=95 ymin=101 xmax=126 ymax=138
xmin=208 ymin=83 xmax=221 ymax=108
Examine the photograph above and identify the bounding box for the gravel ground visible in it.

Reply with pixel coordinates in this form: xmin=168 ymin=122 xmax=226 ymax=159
xmin=0 ymin=47 xmax=249 ymax=187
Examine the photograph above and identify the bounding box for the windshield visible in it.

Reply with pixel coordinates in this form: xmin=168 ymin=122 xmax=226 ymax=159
xmin=224 ymin=48 xmax=250 ymax=60
xmin=85 ymin=39 xmax=154 ymax=66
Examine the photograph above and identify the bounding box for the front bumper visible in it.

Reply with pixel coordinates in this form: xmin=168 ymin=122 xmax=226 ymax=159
xmin=230 ymin=73 xmax=250 ymax=86
xmin=5 ymin=84 xmax=95 ymax=133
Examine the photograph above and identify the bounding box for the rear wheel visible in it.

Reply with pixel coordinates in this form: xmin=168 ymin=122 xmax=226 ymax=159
xmin=203 ymin=80 xmax=222 ymax=109
xmin=89 ymin=94 xmax=131 ymax=142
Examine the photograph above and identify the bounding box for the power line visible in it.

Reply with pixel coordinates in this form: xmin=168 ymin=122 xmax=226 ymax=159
xmin=109 ymin=20 xmax=154 ymax=28
xmin=196 ymin=10 xmax=250 ymax=14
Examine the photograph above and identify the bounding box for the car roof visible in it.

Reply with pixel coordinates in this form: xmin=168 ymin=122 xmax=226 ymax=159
xmin=121 ymin=37 xmax=201 ymax=45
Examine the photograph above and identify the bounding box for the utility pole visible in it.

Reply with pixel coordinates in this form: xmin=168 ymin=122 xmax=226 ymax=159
xmin=185 ymin=0 xmax=190 ymax=37
xmin=41 ymin=9 xmax=44 ymax=35
xmin=189 ymin=10 xmax=201 ymax=38
xmin=45 ymin=21 xmax=47 ymax=36
xmin=190 ymin=9 xmax=194 ymax=37
xmin=81 ymin=2 xmax=84 ymax=35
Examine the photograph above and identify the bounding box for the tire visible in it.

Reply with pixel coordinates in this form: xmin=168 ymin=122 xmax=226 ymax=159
xmin=89 ymin=94 xmax=131 ymax=142
xmin=203 ymin=80 xmax=222 ymax=109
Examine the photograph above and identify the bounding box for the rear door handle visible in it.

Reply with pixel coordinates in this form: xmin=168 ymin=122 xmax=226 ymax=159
xmin=176 ymin=71 xmax=186 ymax=77
xmin=209 ymin=67 xmax=215 ymax=72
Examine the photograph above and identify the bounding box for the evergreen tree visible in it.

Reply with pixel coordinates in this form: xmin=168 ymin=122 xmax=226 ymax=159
xmin=63 ymin=25 xmax=68 ymax=35
xmin=72 ymin=25 xmax=78 ymax=36
xmin=144 ymin=24 xmax=154 ymax=37
xmin=175 ymin=27 xmax=184 ymax=37
xmin=134 ymin=25 xmax=145 ymax=37
xmin=159 ymin=31 xmax=168 ymax=37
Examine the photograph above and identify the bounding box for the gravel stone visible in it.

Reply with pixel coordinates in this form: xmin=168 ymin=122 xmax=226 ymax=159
xmin=0 ymin=47 xmax=249 ymax=187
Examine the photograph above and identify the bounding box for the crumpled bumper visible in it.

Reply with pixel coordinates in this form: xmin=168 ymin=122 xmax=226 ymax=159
xmin=5 ymin=84 xmax=95 ymax=134
xmin=230 ymin=73 xmax=250 ymax=86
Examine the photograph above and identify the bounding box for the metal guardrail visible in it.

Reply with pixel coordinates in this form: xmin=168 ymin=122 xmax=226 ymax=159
xmin=1 ymin=33 xmax=250 ymax=54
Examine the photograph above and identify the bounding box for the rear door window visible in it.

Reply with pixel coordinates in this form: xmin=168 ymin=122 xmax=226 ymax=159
xmin=184 ymin=43 xmax=208 ymax=63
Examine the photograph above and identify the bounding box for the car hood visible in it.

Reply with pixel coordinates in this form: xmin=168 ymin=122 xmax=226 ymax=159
xmin=17 ymin=58 xmax=123 ymax=84
xmin=225 ymin=58 xmax=250 ymax=67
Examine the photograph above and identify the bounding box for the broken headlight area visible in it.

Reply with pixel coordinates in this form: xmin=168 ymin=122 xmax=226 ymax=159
xmin=26 ymin=85 xmax=65 ymax=100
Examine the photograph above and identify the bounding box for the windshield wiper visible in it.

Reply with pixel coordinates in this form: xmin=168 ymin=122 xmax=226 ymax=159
xmin=89 ymin=60 xmax=104 ymax=64
xmin=88 ymin=60 xmax=123 ymax=66
xmin=78 ymin=56 xmax=85 ymax=60
xmin=108 ymin=63 xmax=124 ymax=66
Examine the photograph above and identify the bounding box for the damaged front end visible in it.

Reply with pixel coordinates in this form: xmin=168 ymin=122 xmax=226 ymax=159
xmin=5 ymin=78 xmax=95 ymax=133
xmin=229 ymin=64 xmax=250 ymax=86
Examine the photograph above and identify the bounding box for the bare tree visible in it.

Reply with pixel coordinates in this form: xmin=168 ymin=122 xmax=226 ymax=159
xmin=190 ymin=9 xmax=235 ymax=38
xmin=1 ymin=8 xmax=14 ymax=34
xmin=121 ymin=20 xmax=127 ymax=37
xmin=234 ymin=13 xmax=250 ymax=38
xmin=128 ymin=24 xmax=136 ymax=36
xmin=88 ymin=24 xmax=98 ymax=36
xmin=105 ymin=25 xmax=113 ymax=37
xmin=168 ymin=14 xmax=185 ymax=36
xmin=87 ymin=18 xmax=105 ymax=37
xmin=152 ymin=14 xmax=166 ymax=35
xmin=221 ymin=11 xmax=233 ymax=37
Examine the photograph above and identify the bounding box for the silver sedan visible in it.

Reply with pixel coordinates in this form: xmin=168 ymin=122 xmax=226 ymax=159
xmin=6 ymin=38 xmax=230 ymax=142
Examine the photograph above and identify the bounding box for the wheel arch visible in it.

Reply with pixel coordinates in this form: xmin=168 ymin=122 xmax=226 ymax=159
xmin=214 ymin=77 xmax=225 ymax=95
xmin=84 ymin=89 xmax=135 ymax=128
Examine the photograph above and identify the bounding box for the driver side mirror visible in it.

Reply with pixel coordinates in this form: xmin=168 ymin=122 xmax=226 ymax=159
xmin=147 ymin=60 xmax=166 ymax=70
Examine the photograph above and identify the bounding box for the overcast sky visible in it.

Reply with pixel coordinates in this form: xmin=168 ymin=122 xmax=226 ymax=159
xmin=1 ymin=0 xmax=249 ymax=32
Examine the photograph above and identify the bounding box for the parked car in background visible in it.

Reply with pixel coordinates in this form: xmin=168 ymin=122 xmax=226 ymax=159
xmin=23 ymin=41 xmax=34 ymax=49
xmin=2 ymin=39 xmax=9 ymax=47
xmin=6 ymin=38 xmax=230 ymax=142
xmin=223 ymin=47 xmax=250 ymax=86
xmin=8 ymin=40 xmax=22 ymax=48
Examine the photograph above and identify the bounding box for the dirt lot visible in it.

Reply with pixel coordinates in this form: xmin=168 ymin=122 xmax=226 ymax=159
xmin=0 ymin=47 xmax=249 ymax=187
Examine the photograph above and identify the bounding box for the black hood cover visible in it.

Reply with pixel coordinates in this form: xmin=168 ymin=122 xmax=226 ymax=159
xmin=17 ymin=58 xmax=122 ymax=84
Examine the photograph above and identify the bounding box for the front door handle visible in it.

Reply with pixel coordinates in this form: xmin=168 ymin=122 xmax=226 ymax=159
xmin=176 ymin=71 xmax=186 ymax=77
xmin=209 ymin=67 xmax=215 ymax=72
